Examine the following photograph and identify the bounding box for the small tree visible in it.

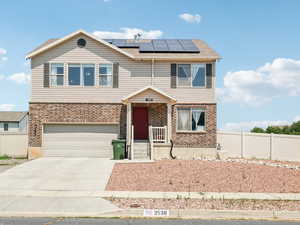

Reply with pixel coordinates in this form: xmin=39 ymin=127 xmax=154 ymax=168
xmin=251 ymin=127 xmax=265 ymax=133
xmin=266 ymin=126 xmax=282 ymax=134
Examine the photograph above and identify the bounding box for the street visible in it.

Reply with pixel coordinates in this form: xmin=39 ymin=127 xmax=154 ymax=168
xmin=0 ymin=218 xmax=299 ymax=225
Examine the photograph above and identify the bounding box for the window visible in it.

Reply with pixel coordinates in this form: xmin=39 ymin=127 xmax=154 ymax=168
xmin=83 ymin=64 xmax=95 ymax=86
xmin=177 ymin=108 xmax=205 ymax=131
xmin=4 ymin=123 xmax=8 ymax=131
xmin=68 ymin=64 xmax=95 ymax=86
xmin=99 ymin=64 xmax=112 ymax=87
xmin=50 ymin=63 xmax=64 ymax=86
xmin=178 ymin=64 xmax=206 ymax=87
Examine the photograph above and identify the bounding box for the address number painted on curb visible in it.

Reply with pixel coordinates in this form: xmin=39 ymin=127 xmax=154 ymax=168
xmin=143 ymin=209 xmax=170 ymax=217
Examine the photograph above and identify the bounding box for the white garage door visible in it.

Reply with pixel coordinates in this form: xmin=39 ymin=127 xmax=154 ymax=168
xmin=42 ymin=124 xmax=119 ymax=158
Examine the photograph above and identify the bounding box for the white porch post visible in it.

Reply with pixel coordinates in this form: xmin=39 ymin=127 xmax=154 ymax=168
xmin=167 ymin=103 xmax=172 ymax=143
xmin=126 ymin=103 xmax=132 ymax=145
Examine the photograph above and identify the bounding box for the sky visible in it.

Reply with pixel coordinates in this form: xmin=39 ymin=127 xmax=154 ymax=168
xmin=0 ymin=0 xmax=300 ymax=131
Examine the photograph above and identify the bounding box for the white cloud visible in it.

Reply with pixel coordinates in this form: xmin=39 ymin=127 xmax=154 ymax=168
xmin=179 ymin=13 xmax=202 ymax=24
xmin=218 ymin=58 xmax=300 ymax=106
xmin=0 ymin=48 xmax=7 ymax=62
xmin=0 ymin=75 xmax=4 ymax=80
xmin=0 ymin=104 xmax=15 ymax=111
xmin=7 ymin=73 xmax=31 ymax=84
xmin=222 ymin=120 xmax=290 ymax=132
xmin=93 ymin=27 xmax=163 ymax=39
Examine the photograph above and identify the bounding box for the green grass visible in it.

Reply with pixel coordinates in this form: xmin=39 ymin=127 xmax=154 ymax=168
xmin=0 ymin=155 xmax=11 ymax=160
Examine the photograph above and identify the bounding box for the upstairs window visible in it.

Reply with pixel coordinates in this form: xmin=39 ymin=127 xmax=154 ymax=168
xmin=99 ymin=64 xmax=112 ymax=87
xmin=50 ymin=63 xmax=64 ymax=86
xmin=178 ymin=64 xmax=206 ymax=87
xmin=177 ymin=108 xmax=205 ymax=132
xmin=83 ymin=64 xmax=95 ymax=86
xmin=68 ymin=64 xmax=95 ymax=86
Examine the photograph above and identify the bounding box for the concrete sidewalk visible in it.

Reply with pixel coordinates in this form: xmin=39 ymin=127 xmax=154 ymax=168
xmin=1 ymin=190 xmax=300 ymax=201
xmin=0 ymin=196 xmax=119 ymax=216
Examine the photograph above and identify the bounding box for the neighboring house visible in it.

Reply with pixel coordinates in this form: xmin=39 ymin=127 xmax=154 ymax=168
xmin=0 ymin=112 xmax=28 ymax=133
xmin=26 ymin=29 xmax=220 ymax=159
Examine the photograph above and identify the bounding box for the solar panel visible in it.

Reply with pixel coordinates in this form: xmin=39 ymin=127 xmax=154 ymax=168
xmin=152 ymin=40 xmax=169 ymax=52
xmin=139 ymin=42 xmax=154 ymax=52
xmin=179 ymin=40 xmax=199 ymax=52
xmin=166 ymin=40 xmax=184 ymax=52
xmin=106 ymin=38 xmax=200 ymax=53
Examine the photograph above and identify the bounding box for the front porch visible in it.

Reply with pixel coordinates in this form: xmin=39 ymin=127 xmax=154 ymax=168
xmin=122 ymin=86 xmax=176 ymax=160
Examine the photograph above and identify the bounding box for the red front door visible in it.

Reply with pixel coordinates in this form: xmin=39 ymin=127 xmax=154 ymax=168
xmin=132 ymin=107 xmax=148 ymax=140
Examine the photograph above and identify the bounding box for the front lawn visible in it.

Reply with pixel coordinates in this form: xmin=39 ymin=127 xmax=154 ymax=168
xmin=106 ymin=160 xmax=300 ymax=193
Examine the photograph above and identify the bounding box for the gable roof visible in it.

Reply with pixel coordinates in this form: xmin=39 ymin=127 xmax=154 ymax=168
xmin=26 ymin=30 xmax=135 ymax=59
xmin=0 ymin=112 xmax=28 ymax=122
xmin=122 ymin=86 xmax=177 ymax=103
xmin=26 ymin=30 xmax=221 ymax=61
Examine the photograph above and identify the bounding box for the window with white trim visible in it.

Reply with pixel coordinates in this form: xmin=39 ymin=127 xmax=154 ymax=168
xmin=177 ymin=108 xmax=205 ymax=131
xmin=68 ymin=64 xmax=95 ymax=86
xmin=99 ymin=64 xmax=112 ymax=87
xmin=178 ymin=64 xmax=206 ymax=87
xmin=50 ymin=63 xmax=64 ymax=86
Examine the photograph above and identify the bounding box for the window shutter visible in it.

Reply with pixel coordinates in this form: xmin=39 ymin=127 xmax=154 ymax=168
xmin=113 ymin=62 xmax=119 ymax=88
xmin=206 ymin=63 xmax=213 ymax=88
xmin=171 ymin=63 xmax=177 ymax=88
xmin=44 ymin=63 xmax=50 ymax=88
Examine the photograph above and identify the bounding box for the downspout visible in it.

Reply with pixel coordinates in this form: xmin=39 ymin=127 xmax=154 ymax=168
xmin=151 ymin=57 xmax=154 ymax=86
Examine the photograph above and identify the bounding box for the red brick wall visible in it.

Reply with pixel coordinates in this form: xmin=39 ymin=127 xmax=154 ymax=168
xmin=171 ymin=104 xmax=217 ymax=148
xmin=29 ymin=103 xmax=126 ymax=147
xmin=29 ymin=102 xmax=216 ymax=149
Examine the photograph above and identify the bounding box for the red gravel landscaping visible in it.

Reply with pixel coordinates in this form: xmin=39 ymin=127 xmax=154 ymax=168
xmin=106 ymin=160 xmax=300 ymax=193
xmin=107 ymin=198 xmax=300 ymax=211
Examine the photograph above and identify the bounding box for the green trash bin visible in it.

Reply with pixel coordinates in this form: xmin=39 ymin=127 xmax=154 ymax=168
xmin=112 ymin=139 xmax=126 ymax=160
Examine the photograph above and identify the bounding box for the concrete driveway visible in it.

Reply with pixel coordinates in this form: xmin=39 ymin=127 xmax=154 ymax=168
xmin=0 ymin=158 xmax=119 ymax=216
xmin=0 ymin=157 xmax=115 ymax=191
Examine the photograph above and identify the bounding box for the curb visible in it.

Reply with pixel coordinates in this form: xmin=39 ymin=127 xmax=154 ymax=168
xmin=0 ymin=209 xmax=300 ymax=221
xmin=1 ymin=190 xmax=300 ymax=201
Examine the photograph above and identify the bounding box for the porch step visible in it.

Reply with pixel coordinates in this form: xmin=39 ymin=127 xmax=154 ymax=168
xmin=133 ymin=141 xmax=150 ymax=160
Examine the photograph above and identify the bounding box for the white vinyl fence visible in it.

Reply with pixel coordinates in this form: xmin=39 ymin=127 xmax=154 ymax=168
xmin=217 ymin=131 xmax=300 ymax=162
xmin=0 ymin=133 xmax=28 ymax=158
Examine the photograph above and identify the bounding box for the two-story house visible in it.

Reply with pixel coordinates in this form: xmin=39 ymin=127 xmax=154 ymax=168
xmin=26 ymin=30 xmax=220 ymax=159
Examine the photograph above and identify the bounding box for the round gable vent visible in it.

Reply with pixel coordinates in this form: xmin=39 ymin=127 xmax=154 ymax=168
xmin=77 ymin=38 xmax=86 ymax=48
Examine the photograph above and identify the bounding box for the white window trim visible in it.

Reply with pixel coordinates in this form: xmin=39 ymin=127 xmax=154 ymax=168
xmin=176 ymin=107 xmax=206 ymax=133
xmin=177 ymin=63 xmax=206 ymax=88
xmin=99 ymin=63 xmax=113 ymax=87
xmin=49 ymin=62 xmax=64 ymax=87
xmin=68 ymin=63 xmax=96 ymax=87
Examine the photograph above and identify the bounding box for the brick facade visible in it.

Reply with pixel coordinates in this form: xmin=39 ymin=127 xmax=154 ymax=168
xmin=29 ymin=103 xmax=126 ymax=147
xmin=29 ymin=102 xmax=216 ymax=149
xmin=171 ymin=104 xmax=217 ymax=148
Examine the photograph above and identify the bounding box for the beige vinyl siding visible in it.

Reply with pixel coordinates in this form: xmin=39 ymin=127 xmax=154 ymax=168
xmin=31 ymin=34 xmax=215 ymax=104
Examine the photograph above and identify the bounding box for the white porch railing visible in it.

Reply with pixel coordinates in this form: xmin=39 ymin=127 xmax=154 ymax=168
xmin=131 ymin=125 xmax=134 ymax=160
xmin=151 ymin=126 xmax=167 ymax=143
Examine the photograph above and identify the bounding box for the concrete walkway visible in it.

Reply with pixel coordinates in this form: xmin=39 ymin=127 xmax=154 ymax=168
xmin=0 ymin=157 xmax=115 ymax=191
